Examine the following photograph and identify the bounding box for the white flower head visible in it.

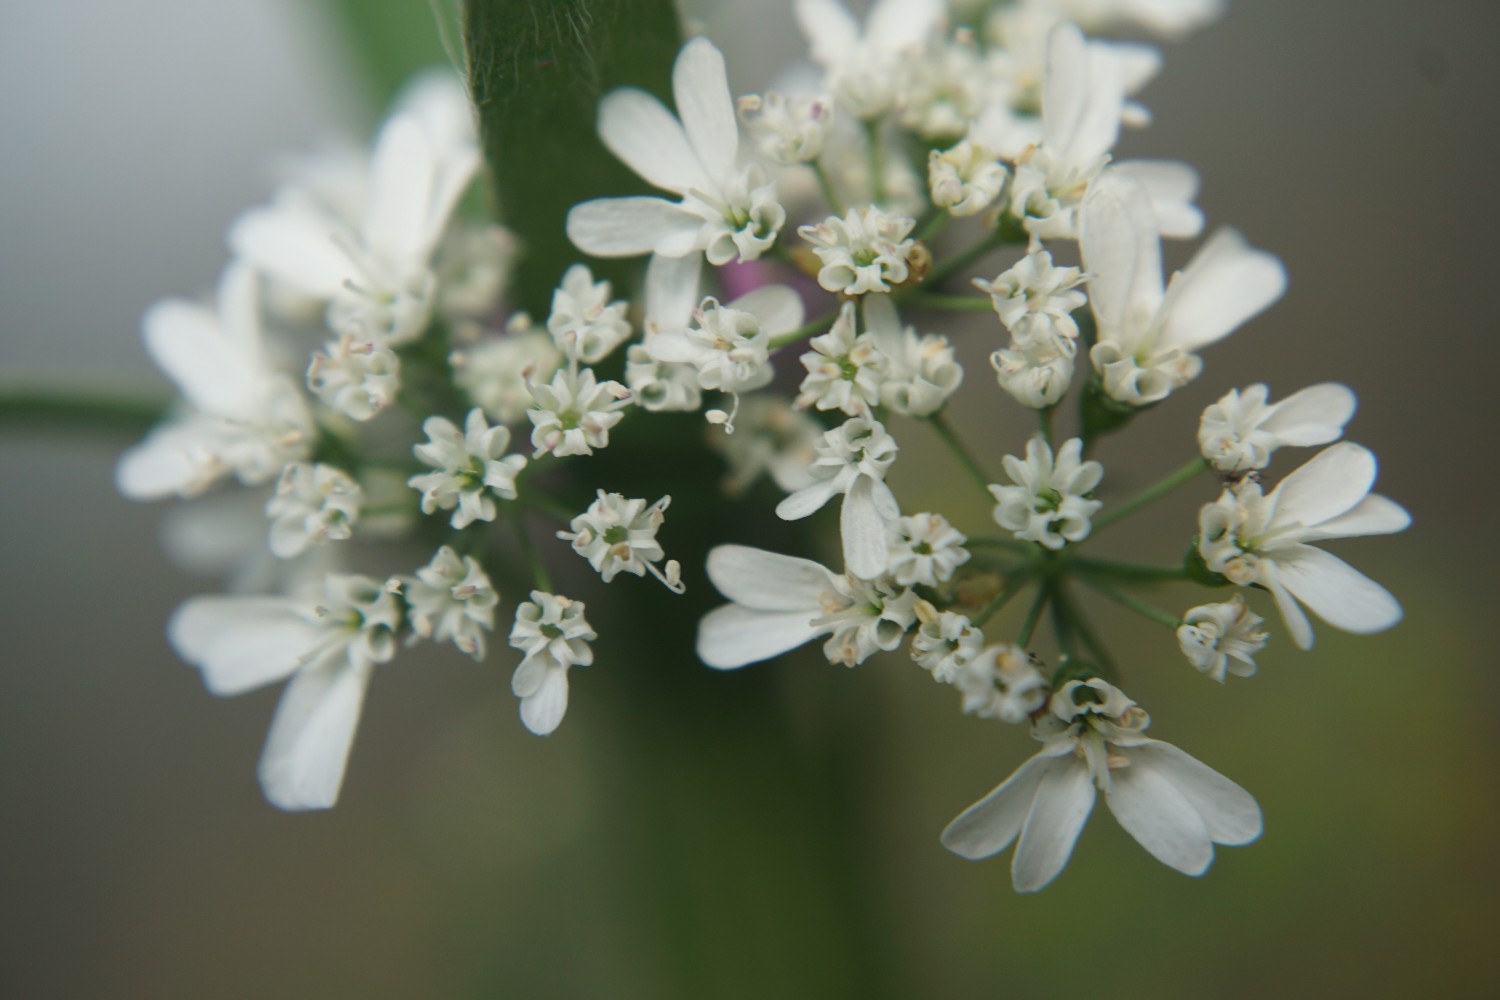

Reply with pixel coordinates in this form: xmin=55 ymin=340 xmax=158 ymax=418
xmin=401 ymin=545 xmax=498 ymax=660
xmin=799 ymin=207 xmax=917 ymax=295
xmin=776 ymin=417 xmax=902 ymax=579
xmin=408 ymin=408 xmax=527 ymax=528
xmin=929 ymin=139 xmax=1009 ymax=217
xmin=546 ymin=264 xmax=632 ymax=364
xmin=816 ymin=574 xmax=921 ymax=667
xmin=557 ymin=491 xmax=685 ymax=593
xmin=911 ymin=608 xmax=986 ymax=683
xmin=567 ymin=39 xmax=785 ymax=265
xmin=899 ymin=30 xmax=991 ymax=140
xmin=1196 ymin=442 xmax=1409 ymax=649
xmin=509 ymin=592 xmax=597 ymax=736
xmin=953 ymin=644 xmax=1050 ymax=723
xmin=862 ymin=296 xmax=963 ymax=417
xmin=991 ymin=338 xmax=1076 ymax=409
xmin=887 ymin=512 xmax=970 ymax=587
xmin=795 ymin=301 xmax=889 ymax=417
xmin=795 ymin=0 xmax=946 ymax=119
xmin=1198 ymin=383 xmax=1357 ymax=474
xmin=168 ymin=573 xmax=403 ymax=810
xmin=306 ymin=334 xmax=401 ymax=421
xmin=738 ymin=91 xmax=834 ymax=164
xmin=265 ymin=462 xmax=363 ymax=559
xmin=975 ymin=249 xmax=1087 ymax=338
xmin=941 ymin=677 xmax=1262 ymax=892
xmin=990 ymin=436 xmax=1103 ymax=549
xmin=1080 ymin=171 xmax=1286 ymax=407
xmin=526 ymin=367 xmax=632 ymax=458
xmin=451 ymin=318 xmax=564 ymax=425
xmin=1177 ymin=595 xmax=1267 ymax=682
xmin=707 ymin=396 xmax=824 ymax=495
xmin=626 ymin=344 xmax=702 ymax=413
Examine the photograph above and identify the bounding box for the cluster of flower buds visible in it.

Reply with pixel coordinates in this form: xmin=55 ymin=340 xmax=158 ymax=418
xmin=121 ymin=0 xmax=1406 ymax=892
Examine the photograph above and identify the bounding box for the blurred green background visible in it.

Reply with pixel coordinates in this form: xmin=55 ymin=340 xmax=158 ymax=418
xmin=2 ymin=0 xmax=1497 ymax=996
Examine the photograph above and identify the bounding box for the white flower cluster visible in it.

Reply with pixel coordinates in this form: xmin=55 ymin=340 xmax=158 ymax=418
xmin=119 ymin=0 xmax=1407 ymax=898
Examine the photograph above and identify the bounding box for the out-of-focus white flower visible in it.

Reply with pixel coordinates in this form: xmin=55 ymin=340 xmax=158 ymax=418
xmin=526 ymin=367 xmax=631 ymax=458
xmin=451 ymin=317 xmax=563 ymax=425
xmin=795 ymin=301 xmax=889 ymax=418
xmin=707 ymin=396 xmax=824 ymax=495
xmin=567 ymin=39 xmax=785 ymax=265
xmin=1028 ymin=0 xmax=1225 ymax=39
xmin=306 ymin=334 xmax=401 ymax=421
xmin=887 ymin=512 xmax=969 ymax=587
xmin=400 ymin=545 xmax=498 ymax=660
xmin=863 ymin=296 xmax=963 ymax=417
xmin=265 ymin=462 xmax=362 ymax=559
xmin=168 ymin=573 xmax=402 ymax=810
xmin=1080 ymin=170 xmax=1286 ymax=407
xmin=990 ymin=437 xmax=1103 ymax=549
xmin=799 ymin=206 xmax=917 ymax=295
xmin=509 ymin=592 xmax=596 ymax=735
xmin=776 ymin=417 xmax=902 ymax=579
xmin=738 ymin=91 xmax=834 ymax=164
xmin=911 ymin=607 xmax=986 ymax=683
xmin=546 ymin=264 xmax=632 ymax=364
xmin=1198 ymin=383 xmax=1357 ymax=473
xmin=408 ymin=408 xmax=527 ymax=528
xmin=953 ymin=644 xmax=1050 ymax=722
xmin=1196 ymin=442 xmax=1409 ymax=650
xmin=942 ymin=678 xmax=1261 ymax=892
xmin=929 ymin=139 xmax=1009 ymax=216
xmin=795 ymin=0 xmax=945 ymax=119
xmin=117 ymin=264 xmax=314 ymax=500
xmin=1177 ymin=595 xmax=1267 ymax=682
xmin=558 ymin=491 xmax=684 ymax=593
xmin=899 ymin=31 xmax=996 ymax=140
xmin=433 ymin=221 xmax=517 ymax=326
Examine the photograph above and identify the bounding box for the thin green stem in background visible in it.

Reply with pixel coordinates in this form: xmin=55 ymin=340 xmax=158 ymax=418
xmin=0 ymin=389 xmax=165 ymax=437
xmin=1052 ymin=584 xmax=1117 ymax=679
xmin=922 ymin=228 xmax=1012 ymax=289
xmin=974 ymin=570 xmax=1035 ymax=626
xmin=512 ymin=514 xmax=553 ymax=593
xmin=1068 ymin=556 xmax=1189 ymax=582
xmin=769 ymin=307 xmax=840 ymax=349
xmin=1016 ymin=583 xmax=1051 ymax=648
xmin=811 ymin=161 xmax=844 ymax=215
xmin=926 ymin=411 xmax=993 ymax=499
xmin=1037 ymin=405 xmax=1054 ymax=446
xmin=905 ymin=293 xmax=992 ymax=312
xmin=1080 ymin=574 xmax=1182 ymax=631
xmin=916 ymin=210 xmax=949 ymax=243
xmin=1090 ymin=457 xmax=1207 ymax=533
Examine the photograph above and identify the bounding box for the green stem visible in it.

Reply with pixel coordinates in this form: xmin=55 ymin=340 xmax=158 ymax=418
xmin=769 ymin=307 xmax=840 ymax=349
xmin=1016 ymin=584 xmax=1050 ymax=648
xmin=1053 ymin=584 xmax=1117 ymax=680
xmin=0 ymin=389 xmax=165 ymax=437
xmin=1068 ymin=556 xmax=1188 ymax=582
xmin=926 ymin=412 xmax=992 ymax=499
xmin=863 ymin=119 xmax=884 ymax=201
xmin=966 ymin=536 xmax=1030 ymax=552
xmin=1079 ymin=575 xmax=1182 ymax=630
xmin=512 ymin=515 xmax=553 ymax=593
xmin=1037 ymin=406 xmax=1055 ymax=446
xmin=519 ymin=489 xmax=581 ymax=524
xmin=905 ymin=293 xmax=992 ymax=312
xmin=916 ymin=210 xmax=949 ymax=243
xmin=1091 ymin=457 xmax=1207 ymax=533
xmin=811 ymin=160 xmax=844 ymax=215
xmin=922 ymin=229 xmax=1011 ymax=289
xmin=974 ymin=571 xmax=1034 ymax=627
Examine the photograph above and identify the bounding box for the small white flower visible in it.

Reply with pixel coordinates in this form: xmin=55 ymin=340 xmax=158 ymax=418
xmin=401 ymin=546 xmax=498 ymax=660
xmin=696 ymin=545 xmax=918 ymax=669
xmin=1196 ymin=442 xmax=1409 ymax=649
xmin=738 ymin=91 xmax=834 ymax=164
xmin=451 ymin=318 xmax=563 ymax=425
xmin=899 ymin=31 xmax=991 ymax=140
xmin=941 ymin=678 xmax=1262 ymax=892
xmin=1198 ymin=383 xmax=1357 ymax=473
xmin=887 ymin=512 xmax=969 ymax=587
xmin=546 ymin=264 xmax=632 ymax=364
xmin=953 ymin=644 xmax=1050 ymax=722
xmin=648 ymin=285 xmax=804 ymax=396
xmin=795 ymin=0 xmax=945 ymax=119
xmin=408 ymin=408 xmax=527 ymax=528
xmin=929 ymin=139 xmax=1009 ymax=216
xmin=911 ymin=608 xmax=986 ymax=683
xmin=168 ymin=573 xmax=403 ymax=810
xmin=557 ymin=491 xmax=685 ymax=593
xmin=526 ymin=367 xmax=632 ymax=458
xmin=776 ymin=417 xmax=902 ymax=579
xmin=991 ymin=338 xmax=1076 ymax=409
xmin=975 ymin=249 xmax=1087 ymax=339
xmin=1177 ymin=595 xmax=1267 ymax=682
xmin=795 ymin=301 xmax=888 ymax=417
xmin=265 ymin=462 xmax=363 ymax=559
xmin=799 ymin=207 xmax=917 ymax=295
xmin=989 ymin=437 xmax=1103 ymax=549
xmin=625 ymin=344 xmax=702 ymax=413
xmin=1079 ymin=170 xmax=1286 ymax=407
xmin=306 ymin=334 xmax=401 ymax=421
xmin=509 ymin=592 xmax=596 ymax=736
xmin=862 ymin=296 xmax=963 ymax=417
xmin=707 ymin=396 xmax=824 ymax=495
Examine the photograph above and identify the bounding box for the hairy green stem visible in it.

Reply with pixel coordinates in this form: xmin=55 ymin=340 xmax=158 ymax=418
xmin=1091 ymin=457 xmax=1207 ymax=533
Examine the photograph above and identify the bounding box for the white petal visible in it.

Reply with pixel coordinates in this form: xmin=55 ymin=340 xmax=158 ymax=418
xmin=1012 ymin=756 xmax=1096 ymax=893
xmin=1045 ymin=23 xmax=1122 ymax=165
xmin=115 ymin=428 xmax=205 ymax=500
xmin=644 ymin=329 xmax=701 ymax=364
xmin=696 ymin=605 xmax=824 ymax=669
xmin=1079 ymin=171 xmax=1163 ymax=343
xmin=520 ymin=668 xmax=570 ymax=735
xmin=1156 ymin=228 xmax=1286 ymax=353
xmin=229 ymin=207 xmax=352 ymax=298
xmin=258 ymin=656 xmax=373 ymax=811
xmin=841 ymin=477 xmax=890 ymax=579
xmin=1263 ymin=564 xmax=1315 ymax=651
xmin=940 ymin=753 xmax=1051 ymax=860
xmin=1273 ymin=544 xmax=1403 ymax=636
xmin=168 ymin=595 xmax=317 ymax=695
xmin=1129 ymin=741 xmax=1262 ymax=846
xmin=363 ymin=114 xmax=436 ymax=262
xmin=775 ymin=480 xmax=839 ymax=520
xmin=705 ymin=544 xmax=837 ymax=610
xmin=1268 ymin=442 xmax=1374 ymax=530
xmin=1260 ymin=383 xmax=1356 ymax=446
xmin=598 ymin=88 xmax=709 ymax=194
xmin=142 ymin=300 xmax=260 ymax=417
xmin=510 ymin=654 xmax=550 ymax=698
xmin=673 ymin=38 xmax=738 ymax=184
xmin=866 ymin=0 xmax=943 ymax=51
xmin=1106 ymin=753 xmax=1213 ymax=875
xmin=646 ymin=252 xmax=703 ymax=333
xmin=566 ymin=197 xmax=702 ymax=258
xmin=1111 ymin=159 xmax=1203 ymax=238
xmin=732 ymin=284 xmax=806 ymax=338
xmin=795 ymin=0 xmax=860 ymax=67
xmin=1299 ymin=494 xmax=1410 ymax=542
